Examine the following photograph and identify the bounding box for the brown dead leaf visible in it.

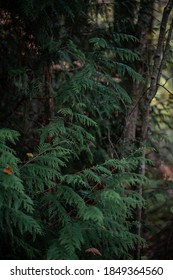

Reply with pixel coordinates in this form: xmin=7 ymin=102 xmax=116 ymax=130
xmin=26 ymin=152 xmax=34 ymax=158
xmin=85 ymin=247 xmax=102 ymax=256
xmin=3 ymin=166 xmax=13 ymax=175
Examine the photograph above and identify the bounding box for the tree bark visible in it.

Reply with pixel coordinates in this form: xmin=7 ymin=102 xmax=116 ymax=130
xmin=136 ymin=0 xmax=173 ymax=259
xmin=117 ymin=0 xmax=173 ymax=259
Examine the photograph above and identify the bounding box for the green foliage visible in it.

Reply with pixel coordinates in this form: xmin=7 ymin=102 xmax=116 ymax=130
xmin=0 ymin=122 xmax=147 ymax=259
xmin=0 ymin=0 xmax=148 ymax=260
xmin=143 ymin=177 xmax=173 ymax=259
xmin=0 ymin=129 xmax=41 ymax=259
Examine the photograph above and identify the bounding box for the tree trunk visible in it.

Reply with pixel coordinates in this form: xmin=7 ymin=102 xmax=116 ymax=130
xmin=116 ymin=0 xmax=173 ymax=259
xmin=136 ymin=0 xmax=173 ymax=259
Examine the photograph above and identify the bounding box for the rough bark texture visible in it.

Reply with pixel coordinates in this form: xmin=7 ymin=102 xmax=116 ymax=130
xmin=136 ymin=0 xmax=173 ymax=259
xmin=117 ymin=0 xmax=173 ymax=259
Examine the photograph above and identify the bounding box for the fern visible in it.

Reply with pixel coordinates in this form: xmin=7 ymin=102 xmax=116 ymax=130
xmin=0 ymin=129 xmax=42 ymax=257
xmin=0 ymin=0 xmax=149 ymax=260
xmin=113 ymin=33 xmax=139 ymax=44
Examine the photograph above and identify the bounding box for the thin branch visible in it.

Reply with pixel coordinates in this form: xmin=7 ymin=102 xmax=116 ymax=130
xmin=147 ymin=0 xmax=173 ymax=103
xmin=158 ymin=17 xmax=173 ymax=84
xmin=107 ymin=128 xmax=119 ymax=159
xmin=125 ymin=86 xmax=150 ymax=124
xmin=158 ymin=83 xmax=173 ymax=95
xmin=162 ymin=74 xmax=173 ymax=86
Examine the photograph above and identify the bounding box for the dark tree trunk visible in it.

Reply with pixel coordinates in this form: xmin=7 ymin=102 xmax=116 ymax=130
xmin=114 ymin=0 xmax=173 ymax=259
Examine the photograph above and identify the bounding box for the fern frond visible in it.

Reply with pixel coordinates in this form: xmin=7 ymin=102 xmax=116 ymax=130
xmin=78 ymin=205 xmax=104 ymax=224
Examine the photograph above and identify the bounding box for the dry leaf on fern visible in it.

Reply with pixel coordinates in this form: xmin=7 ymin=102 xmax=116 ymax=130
xmin=85 ymin=247 xmax=102 ymax=256
xmin=26 ymin=152 xmax=34 ymax=158
xmin=3 ymin=166 xmax=13 ymax=175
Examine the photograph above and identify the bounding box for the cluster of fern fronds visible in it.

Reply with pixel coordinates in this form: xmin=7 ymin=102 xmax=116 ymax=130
xmin=0 ymin=0 xmax=149 ymax=260
xmin=0 ymin=119 xmax=148 ymax=259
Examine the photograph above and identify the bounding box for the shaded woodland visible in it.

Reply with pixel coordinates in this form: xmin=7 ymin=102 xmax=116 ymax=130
xmin=0 ymin=0 xmax=173 ymax=260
